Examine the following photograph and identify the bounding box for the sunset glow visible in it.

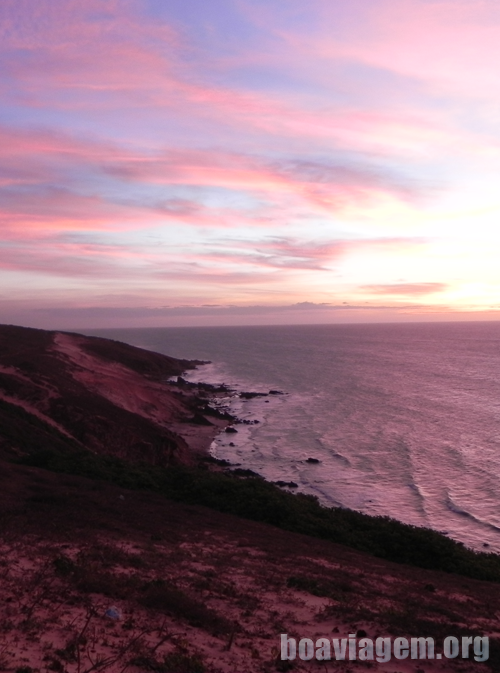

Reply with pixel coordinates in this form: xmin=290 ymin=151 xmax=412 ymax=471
xmin=2 ymin=0 xmax=500 ymax=328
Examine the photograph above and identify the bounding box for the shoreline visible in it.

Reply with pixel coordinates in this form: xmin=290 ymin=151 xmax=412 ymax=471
xmin=177 ymin=364 xmax=290 ymax=473
xmin=2 ymin=325 xmax=500 ymax=671
xmin=65 ymin=327 xmax=500 ymax=556
xmin=165 ymin=374 xmax=237 ymax=460
xmin=2 ymin=322 xmax=497 ymax=556
xmin=182 ymin=364 xmax=500 ymax=557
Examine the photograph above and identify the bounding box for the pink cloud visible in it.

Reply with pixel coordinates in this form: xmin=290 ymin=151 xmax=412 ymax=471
xmin=0 ymin=0 xmax=179 ymax=98
xmin=101 ymin=145 xmax=424 ymax=220
xmin=0 ymin=0 xmax=478 ymax=164
xmin=360 ymin=282 xmax=448 ymax=296
xmin=191 ymin=236 xmax=429 ymax=274
xmin=0 ymin=123 xmax=424 ymax=243
xmin=1 ymin=0 xmax=477 ymax=324
xmin=0 ymin=190 xmax=169 ymax=235
xmin=0 ymin=225 xmax=427 ymax=288
xmin=285 ymin=0 xmax=500 ymax=99
xmin=0 ymin=0 xmax=289 ymax=139
xmin=199 ymin=237 xmax=348 ymax=271
xmin=3 ymin=0 xmax=497 ymax=177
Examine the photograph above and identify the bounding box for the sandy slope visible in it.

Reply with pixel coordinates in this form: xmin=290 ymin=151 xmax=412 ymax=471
xmin=53 ymin=333 xmax=189 ymax=429
xmin=53 ymin=332 xmax=226 ymax=458
xmin=0 ymin=460 xmax=498 ymax=673
xmin=0 ymin=324 xmax=228 ymax=465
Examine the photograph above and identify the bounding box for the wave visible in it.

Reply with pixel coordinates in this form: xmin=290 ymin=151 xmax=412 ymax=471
xmin=445 ymin=493 xmax=500 ymax=534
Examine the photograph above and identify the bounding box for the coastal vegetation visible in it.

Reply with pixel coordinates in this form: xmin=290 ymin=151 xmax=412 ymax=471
xmin=21 ymin=445 xmax=500 ymax=584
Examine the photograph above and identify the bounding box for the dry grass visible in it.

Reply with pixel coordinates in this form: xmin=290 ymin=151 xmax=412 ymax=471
xmin=1 ymin=460 xmax=500 ymax=672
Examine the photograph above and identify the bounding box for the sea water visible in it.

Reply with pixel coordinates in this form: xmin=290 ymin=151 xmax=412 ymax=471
xmin=82 ymin=322 xmax=500 ymax=552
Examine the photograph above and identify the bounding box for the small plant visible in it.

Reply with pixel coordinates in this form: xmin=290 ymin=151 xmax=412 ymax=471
xmin=131 ymin=649 xmax=206 ymax=673
xmin=287 ymin=574 xmax=353 ymax=597
xmin=140 ymin=579 xmax=232 ymax=635
xmin=55 ymin=636 xmax=79 ymax=663
xmin=52 ymin=555 xmax=76 ymax=577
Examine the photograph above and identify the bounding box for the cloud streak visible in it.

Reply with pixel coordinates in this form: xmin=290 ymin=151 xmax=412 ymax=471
xmin=0 ymin=0 xmax=498 ymax=326
xmin=361 ymin=282 xmax=448 ymax=296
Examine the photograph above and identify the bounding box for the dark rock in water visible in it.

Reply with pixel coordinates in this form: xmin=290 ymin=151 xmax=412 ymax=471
xmin=240 ymin=391 xmax=268 ymax=399
xmin=204 ymin=456 xmax=232 ymax=466
xmin=269 ymin=389 xmax=284 ymax=395
xmin=229 ymin=442 xmax=235 ymax=447
xmin=198 ymin=381 xmax=231 ymax=393
xmin=183 ymin=412 xmax=213 ymax=426
xmin=176 ymin=376 xmax=198 ymax=388
xmin=275 ymin=480 xmax=298 ymax=488
xmin=200 ymin=405 xmax=234 ymax=421
xmin=225 ymin=426 xmax=238 ymax=433
xmin=305 ymin=457 xmax=320 ymax=464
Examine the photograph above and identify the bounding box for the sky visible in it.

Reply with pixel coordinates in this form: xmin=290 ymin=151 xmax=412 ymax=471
xmin=2 ymin=0 xmax=500 ymax=329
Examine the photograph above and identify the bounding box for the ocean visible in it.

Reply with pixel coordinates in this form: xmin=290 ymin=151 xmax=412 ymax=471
xmin=82 ymin=321 xmax=500 ymax=553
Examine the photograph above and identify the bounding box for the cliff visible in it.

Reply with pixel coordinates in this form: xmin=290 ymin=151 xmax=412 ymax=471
xmin=0 ymin=324 xmax=224 ymax=466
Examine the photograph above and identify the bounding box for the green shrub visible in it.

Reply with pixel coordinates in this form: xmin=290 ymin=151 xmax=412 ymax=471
xmin=19 ymin=448 xmax=500 ymax=583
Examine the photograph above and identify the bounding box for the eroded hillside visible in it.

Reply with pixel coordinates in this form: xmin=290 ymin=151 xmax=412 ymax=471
xmin=0 ymin=324 xmax=223 ymax=466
